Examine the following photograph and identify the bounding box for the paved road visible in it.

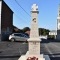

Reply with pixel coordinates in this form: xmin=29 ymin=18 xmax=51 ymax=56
xmin=0 ymin=41 xmax=28 ymax=60
xmin=0 ymin=39 xmax=60 ymax=60
xmin=41 ymin=39 xmax=60 ymax=60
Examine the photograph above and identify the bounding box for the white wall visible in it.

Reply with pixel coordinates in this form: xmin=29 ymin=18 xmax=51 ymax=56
xmin=58 ymin=23 xmax=60 ymax=30
xmin=49 ymin=32 xmax=57 ymax=35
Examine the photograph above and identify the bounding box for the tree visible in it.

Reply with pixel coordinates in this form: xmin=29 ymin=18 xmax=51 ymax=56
xmin=39 ymin=28 xmax=50 ymax=36
xmin=22 ymin=27 xmax=30 ymax=32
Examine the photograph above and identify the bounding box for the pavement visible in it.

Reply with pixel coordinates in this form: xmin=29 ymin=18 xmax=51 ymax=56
xmin=0 ymin=41 xmax=28 ymax=60
xmin=0 ymin=39 xmax=60 ymax=60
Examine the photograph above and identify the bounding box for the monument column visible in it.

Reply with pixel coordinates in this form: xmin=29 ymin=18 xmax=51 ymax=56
xmin=28 ymin=4 xmax=41 ymax=56
xmin=18 ymin=4 xmax=50 ymax=60
xmin=30 ymin=4 xmax=39 ymax=38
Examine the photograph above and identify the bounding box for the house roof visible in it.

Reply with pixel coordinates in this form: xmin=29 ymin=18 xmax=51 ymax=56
xmin=50 ymin=30 xmax=57 ymax=33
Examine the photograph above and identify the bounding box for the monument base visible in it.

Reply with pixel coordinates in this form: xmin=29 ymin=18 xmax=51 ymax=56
xmin=18 ymin=51 xmax=50 ymax=60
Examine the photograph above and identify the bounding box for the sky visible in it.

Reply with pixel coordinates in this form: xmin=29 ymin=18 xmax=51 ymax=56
xmin=4 ymin=0 xmax=60 ymax=30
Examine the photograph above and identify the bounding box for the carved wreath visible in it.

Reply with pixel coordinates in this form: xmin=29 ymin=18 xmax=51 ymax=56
xmin=32 ymin=18 xmax=36 ymax=22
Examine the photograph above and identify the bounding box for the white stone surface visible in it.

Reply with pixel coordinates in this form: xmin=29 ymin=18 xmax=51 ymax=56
xmin=28 ymin=41 xmax=40 ymax=55
xmin=18 ymin=51 xmax=50 ymax=60
xmin=18 ymin=51 xmax=45 ymax=60
xmin=18 ymin=4 xmax=50 ymax=60
xmin=18 ymin=55 xmax=45 ymax=60
xmin=28 ymin=4 xmax=40 ymax=56
xmin=31 ymin=4 xmax=38 ymax=11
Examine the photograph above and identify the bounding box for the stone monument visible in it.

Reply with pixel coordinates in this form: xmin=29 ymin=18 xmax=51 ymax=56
xmin=18 ymin=4 xmax=50 ymax=60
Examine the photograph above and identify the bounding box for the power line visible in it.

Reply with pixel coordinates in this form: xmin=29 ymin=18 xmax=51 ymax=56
xmin=14 ymin=13 xmax=29 ymax=25
xmin=4 ymin=0 xmax=30 ymax=28
xmin=6 ymin=0 xmax=30 ymax=23
xmin=15 ymin=0 xmax=31 ymax=17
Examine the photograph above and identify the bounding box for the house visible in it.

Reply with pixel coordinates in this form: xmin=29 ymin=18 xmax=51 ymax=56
xmin=56 ymin=5 xmax=60 ymax=40
xmin=0 ymin=0 xmax=13 ymax=41
xmin=49 ymin=30 xmax=57 ymax=39
xmin=49 ymin=30 xmax=57 ymax=35
xmin=13 ymin=26 xmax=23 ymax=33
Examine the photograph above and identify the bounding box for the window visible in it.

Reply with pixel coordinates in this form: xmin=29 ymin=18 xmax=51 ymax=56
xmin=14 ymin=34 xmax=20 ymax=36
